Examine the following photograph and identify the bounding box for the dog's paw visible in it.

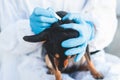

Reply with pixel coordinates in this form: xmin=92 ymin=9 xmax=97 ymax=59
xmin=92 ymin=72 xmax=104 ymax=79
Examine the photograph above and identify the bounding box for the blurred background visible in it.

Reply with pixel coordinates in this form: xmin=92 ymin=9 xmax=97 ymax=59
xmin=104 ymin=0 xmax=120 ymax=57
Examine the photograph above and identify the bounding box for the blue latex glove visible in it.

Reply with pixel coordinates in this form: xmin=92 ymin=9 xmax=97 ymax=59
xmin=30 ymin=7 xmax=58 ymax=34
xmin=61 ymin=13 xmax=95 ymax=62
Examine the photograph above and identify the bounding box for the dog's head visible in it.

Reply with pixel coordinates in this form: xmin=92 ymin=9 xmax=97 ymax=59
xmin=23 ymin=11 xmax=79 ymax=71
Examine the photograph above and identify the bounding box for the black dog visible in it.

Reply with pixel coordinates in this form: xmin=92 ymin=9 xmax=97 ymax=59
xmin=23 ymin=11 xmax=103 ymax=80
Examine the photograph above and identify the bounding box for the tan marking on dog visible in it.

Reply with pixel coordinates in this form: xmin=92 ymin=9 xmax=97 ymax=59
xmin=54 ymin=68 xmax=62 ymax=80
xmin=55 ymin=53 xmax=60 ymax=58
xmin=45 ymin=54 xmax=53 ymax=69
xmin=64 ymin=59 xmax=69 ymax=68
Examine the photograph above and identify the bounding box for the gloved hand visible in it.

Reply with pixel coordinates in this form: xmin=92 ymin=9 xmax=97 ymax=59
xmin=30 ymin=7 xmax=58 ymax=34
xmin=61 ymin=13 xmax=95 ymax=62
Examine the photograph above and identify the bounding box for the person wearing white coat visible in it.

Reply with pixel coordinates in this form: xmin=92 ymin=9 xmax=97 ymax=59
xmin=0 ymin=0 xmax=118 ymax=80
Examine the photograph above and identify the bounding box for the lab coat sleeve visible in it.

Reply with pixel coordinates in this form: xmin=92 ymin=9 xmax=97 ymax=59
xmin=0 ymin=20 xmax=42 ymax=55
xmin=0 ymin=0 xmax=42 ymax=55
xmin=81 ymin=0 xmax=118 ymax=51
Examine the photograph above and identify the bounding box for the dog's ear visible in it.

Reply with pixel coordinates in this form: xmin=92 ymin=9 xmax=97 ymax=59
xmin=23 ymin=31 xmax=47 ymax=42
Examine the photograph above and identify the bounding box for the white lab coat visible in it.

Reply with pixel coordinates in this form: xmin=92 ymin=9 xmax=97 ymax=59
xmin=0 ymin=0 xmax=118 ymax=80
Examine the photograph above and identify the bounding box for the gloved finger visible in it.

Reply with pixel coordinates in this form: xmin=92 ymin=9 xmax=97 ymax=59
xmin=61 ymin=23 xmax=83 ymax=32
xmin=30 ymin=14 xmax=57 ymax=23
xmin=33 ymin=7 xmax=55 ymax=17
xmin=30 ymin=22 xmax=51 ymax=28
xmin=32 ymin=27 xmax=46 ymax=34
xmin=39 ymin=16 xmax=58 ymax=23
xmin=62 ymin=13 xmax=80 ymax=21
xmin=61 ymin=23 xmax=87 ymax=35
xmin=62 ymin=36 xmax=85 ymax=48
xmin=74 ymin=50 xmax=86 ymax=62
xmin=64 ymin=43 xmax=86 ymax=55
xmin=62 ymin=13 xmax=86 ymax=24
xmin=74 ymin=43 xmax=87 ymax=62
xmin=61 ymin=23 xmax=76 ymax=29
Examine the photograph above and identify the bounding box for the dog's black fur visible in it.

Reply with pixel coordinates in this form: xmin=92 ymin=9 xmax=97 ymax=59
xmin=23 ymin=11 xmax=82 ymax=72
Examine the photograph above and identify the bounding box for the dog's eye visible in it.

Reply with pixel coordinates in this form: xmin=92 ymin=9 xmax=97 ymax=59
xmin=55 ymin=53 xmax=60 ymax=59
